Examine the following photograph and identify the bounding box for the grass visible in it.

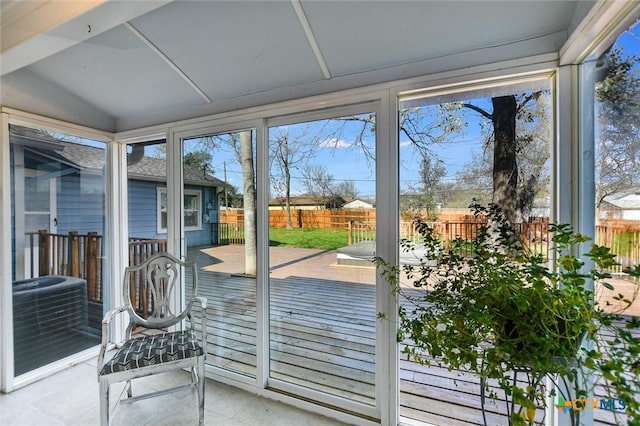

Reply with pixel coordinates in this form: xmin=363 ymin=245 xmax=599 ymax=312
xmin=269 ymin=227 xmax=349 ymax=250
xmin=611 ymin=231 xmax=639 ymax=249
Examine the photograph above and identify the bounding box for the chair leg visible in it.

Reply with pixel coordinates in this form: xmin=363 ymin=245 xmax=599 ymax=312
xmin=99 ymin=378 xmax=110 ymax=426
xmin=197 ymin=359 xmax=205 ymax=426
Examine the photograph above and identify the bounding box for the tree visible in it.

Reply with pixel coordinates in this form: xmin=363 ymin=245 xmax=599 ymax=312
xmin=334 ymin=180 xmax=358 ymax=199
xmin=452 ymin=92 xmax=552 ymax=222
xmin=595 ymin=46 xmax=640 ymax=207
xmin=301 ymin=164 xmax=335 ymax=199
xmin=183 ymin=150 xmax=212 ymax=171
xmin=457 ymin=92 xmax=550 ymax=224
xmin=222 ymin=185 xmax=244 ymax=208
xmin=270 ymin=127 xmax=316 ymax=228
xmin=338 ymin=96 xmax=551 ymax=224
xmin=239 ymin=131 xmax=257 ymax=276
xmin=301 ymin=164 xmax=359 ymax=203
xmin=194 ymin=131 xmax=257 ymax=275
xmin=400 ymin=155 xmax=446 ymax=217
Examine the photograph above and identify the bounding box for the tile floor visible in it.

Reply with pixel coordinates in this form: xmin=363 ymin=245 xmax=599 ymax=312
xmin=0 ymin=358 xmax=351 ymax=426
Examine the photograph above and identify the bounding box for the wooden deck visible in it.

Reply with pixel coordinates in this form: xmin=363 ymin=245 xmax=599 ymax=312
xmin=187 ymin=245 xmax=628 ymax=426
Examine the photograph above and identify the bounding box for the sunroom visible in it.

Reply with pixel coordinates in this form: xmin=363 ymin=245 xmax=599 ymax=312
xmin=1 ymin=1 xmax=639 ymax=425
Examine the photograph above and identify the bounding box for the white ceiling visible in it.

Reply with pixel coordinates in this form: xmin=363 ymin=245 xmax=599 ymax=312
xmin=0 ymin=0 xmax=606 ymax=132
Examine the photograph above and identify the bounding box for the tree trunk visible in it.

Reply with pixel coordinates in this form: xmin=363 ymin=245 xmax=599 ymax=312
xmin=240 ymin=131 xmax=257 ymax=276
xmin=284 ymin=153 xmax=293 ymax=229
xmin=491 ymin=96 xmax=518 ymax=224
xmin=281 ymin=135 xmax=293 ymax=229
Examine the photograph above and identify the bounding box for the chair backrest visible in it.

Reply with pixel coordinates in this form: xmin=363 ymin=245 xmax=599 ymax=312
xmin=122 ymin=252 xmax=198 ymax=332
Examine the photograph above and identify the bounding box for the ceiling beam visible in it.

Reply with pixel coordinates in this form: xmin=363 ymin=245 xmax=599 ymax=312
xmin=1 ymin=0 xmax=173 ymax=76
xmin=1 ymin=0 xmax=105 ymax=53
xmin=124 ymin=22 xmax=211 ymax=104
xmin=291 ymin=0 xmax=331 ymax=80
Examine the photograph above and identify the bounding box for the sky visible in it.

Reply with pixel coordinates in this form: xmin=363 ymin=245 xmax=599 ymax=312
xmin=184 ymin=108 xmax=488 ymax=202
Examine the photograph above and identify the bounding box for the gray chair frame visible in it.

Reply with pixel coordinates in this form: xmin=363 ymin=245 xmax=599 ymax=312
xmin=97 ymin=252 xmax=207 ymax=425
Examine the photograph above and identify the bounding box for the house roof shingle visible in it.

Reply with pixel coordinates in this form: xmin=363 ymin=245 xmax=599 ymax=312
xmin=10 ymin=125 xmax=227 ymax=188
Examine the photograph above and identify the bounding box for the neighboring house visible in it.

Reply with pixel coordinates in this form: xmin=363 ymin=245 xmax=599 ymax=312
xmin=600 ymin=190 xmax=640 ymax=220
xmin=126 ymin=151 xmax=226 ymax=247
xmin=269 ymin=195 xmax=362 ymax=210
xmin=342 ymin=198 xmax=374 ymax=209
xmin=10 ymin=126 xmax=227 ymax=264
xmin=269 ymin=195 xmax=341 ymax=210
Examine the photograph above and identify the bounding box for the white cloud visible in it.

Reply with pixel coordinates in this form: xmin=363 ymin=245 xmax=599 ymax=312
xmin=318 ymin=138 xmax=352 ymax=148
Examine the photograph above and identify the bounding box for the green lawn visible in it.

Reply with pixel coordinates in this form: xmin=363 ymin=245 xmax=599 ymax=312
xmin=611 ymin=231 xmax=638 ymax=247
xmin=269 ymin=227 xmax=349 ymax=250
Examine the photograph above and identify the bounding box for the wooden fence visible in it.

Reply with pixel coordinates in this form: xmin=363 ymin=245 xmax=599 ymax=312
xmin=216 ymin=214 xmax=639 ymax=272
xmin=222 ymin=208 xmax=377 ymax=229
xmin=596 ymin=220 xmax=640 ymax=273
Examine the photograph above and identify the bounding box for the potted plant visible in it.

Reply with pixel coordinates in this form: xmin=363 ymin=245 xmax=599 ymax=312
xmin=377 ymin=202 xmax=640 ymax=426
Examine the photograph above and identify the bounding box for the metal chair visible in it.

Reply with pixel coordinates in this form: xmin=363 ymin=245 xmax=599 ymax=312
xmin=97 ymin=252 xmax=207 ymax=425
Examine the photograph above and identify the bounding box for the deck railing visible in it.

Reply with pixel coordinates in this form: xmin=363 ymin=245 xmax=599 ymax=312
xmin=127 ymin=237 xmax=167 ymax=317
xmin=214 ymin=222 xmax=245 ymax=245
xmin=25 ymin=231 xmax=167 ymax=318
xmin=397 ymin=220 xmax=550 ymax=257
xmin=27 ymin=230 xmax=104 ymax=301
xmin=350 ymin=220 xmax=639 ymax=272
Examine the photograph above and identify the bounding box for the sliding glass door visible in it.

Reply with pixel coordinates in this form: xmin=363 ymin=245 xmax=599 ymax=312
xmin=10 ymin=124 xmax=106 ymax=376
xmin=181 ymin=128 xmax=258 ymax=379
xmin=267 ymin=108 xmax=378 ymax=413
xmin=397 ymin=79 xmax=553 ymax=425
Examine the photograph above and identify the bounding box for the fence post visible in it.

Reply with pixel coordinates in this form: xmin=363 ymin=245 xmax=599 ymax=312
xmin=38 ymin=229 xmax=50 ymax=276
xmin=348 ymin=220 xmax=353 ymax=245
xmin=444 ymin=221 xmax=450 ymax=251
xmin=68 ymin=231 xmax=80 ymax=277
xmin=87 ymin=232 xmax=99 ymax=300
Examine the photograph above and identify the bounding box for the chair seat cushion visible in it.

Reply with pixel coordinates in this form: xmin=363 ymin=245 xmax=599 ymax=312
xmin=100 ymin=330 xmax=203 ymax=375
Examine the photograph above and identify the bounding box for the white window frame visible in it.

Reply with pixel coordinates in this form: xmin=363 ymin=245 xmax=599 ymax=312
xmin=0 ymin=111 xmax=113 ymax=393
xmin=157 ymin=187 xmax=202 ymax=234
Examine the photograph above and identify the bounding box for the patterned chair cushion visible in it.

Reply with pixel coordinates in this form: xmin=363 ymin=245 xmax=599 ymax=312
xmin=100 ymin=330 xmax=203 ymax=375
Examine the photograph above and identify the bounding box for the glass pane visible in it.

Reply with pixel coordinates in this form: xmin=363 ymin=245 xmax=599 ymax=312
xmin=595 ymin=22 xmax=640 ymax=317
xmin=593 ymin=21 xmax=640 ymax=426
xmin=126 ymin=141 xmax=168 ymax=319
xmin=185 ymin=194 xmax=198 ymax=210
xmin=183 ymin=130 xmax=258 ymax=378
xmin=398 ymin=81 xmax=552 ymax=424
xmin=268 ymin=112 xmax=377 ymax=406
xmin=25 ymin=177 xmax=49 ymax=211
xmin=161 ymin=212 xmax=167 ymax=230
xmin=10 ymin=124 xmax=105 ymax=376
xmin=160 ymin=192 xmax=167 ymax=210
